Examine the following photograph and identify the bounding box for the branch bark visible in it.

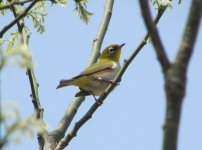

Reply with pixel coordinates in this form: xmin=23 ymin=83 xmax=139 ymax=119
xmin=139 ymin=1 xmax=201 ymax=150
xmin=10 ymin=5 xmax=45 ymax=150
xmin=163 ymin=1 xmax=202 ymax=150
xmin=139 ymin=0 xmax=170 ymax=74
xmin=54 ymin=7 xmax=168 ymax=150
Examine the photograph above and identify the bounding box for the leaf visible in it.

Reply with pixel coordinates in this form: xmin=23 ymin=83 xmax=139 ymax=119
xmin=54 ymin=0 xmax=67 ymax=6
xmin=0 ymin=1 xmax=8 ymax=15
xmin=27 ymin=1 xmax=47 ymax=34
xmin=74 ymin=0 xmax=93 ymax=24
xmin=150 ymin=0 xmax=172 ymax=10
xmin=0 ymin=31 xmax=20 ymax=51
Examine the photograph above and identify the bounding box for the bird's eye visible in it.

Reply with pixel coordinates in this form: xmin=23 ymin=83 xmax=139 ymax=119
xmin=108 ymin=47 xmax=115 ymax=54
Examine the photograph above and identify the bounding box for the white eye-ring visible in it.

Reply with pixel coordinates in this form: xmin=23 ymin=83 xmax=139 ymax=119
xmin=108 ymin=47 xmax=115 ymax=54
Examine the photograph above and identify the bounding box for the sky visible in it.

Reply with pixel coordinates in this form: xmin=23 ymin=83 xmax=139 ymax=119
xmin=1 ymin=1 xmax=202 ymax=150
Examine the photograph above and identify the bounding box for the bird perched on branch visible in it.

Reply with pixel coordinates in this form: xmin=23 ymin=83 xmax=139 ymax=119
xmin=57 ymin=43 xmax=125 ymax=97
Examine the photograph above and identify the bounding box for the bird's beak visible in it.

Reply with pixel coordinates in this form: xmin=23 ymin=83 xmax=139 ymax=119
xmin=119 ymin=43 xmax=126 ymax=48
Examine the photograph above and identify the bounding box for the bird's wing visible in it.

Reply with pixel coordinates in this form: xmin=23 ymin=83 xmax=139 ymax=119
xmin=72 ymin=60 xmax=113 ymax=79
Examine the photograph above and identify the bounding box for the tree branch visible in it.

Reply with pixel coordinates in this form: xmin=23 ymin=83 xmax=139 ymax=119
xmin=86 ymin=0 xmax=114 ymax=66
xmin=55 ymin=7 xmax=168 ymax=150
xmin=10 ymin=5 xmax=45 ymax=150
xmin=0 ymin=0 xmax=34 ymax=11
xmin=175 ymin=0 xmax=202 ymax=70
xmin=163 ymin=1 xmax=202 ymax=150
xmin=27 ymin=68 xmax=45 ymax=150
xmin=139 ymin=0 xmax=170 ymax=74
xmin=44 ymin=0 xmax=115 ymax=149
xmin=0 ymin=0 xmax=39 ymax=38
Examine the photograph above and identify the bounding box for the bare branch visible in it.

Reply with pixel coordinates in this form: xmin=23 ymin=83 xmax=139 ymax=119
xmin=139 ymin=0 xmax=170 ymax=74
xmin=175 ymin=0 xmax=202 ymax=70
xmin=10 ymin=5 xmax=45 ymax=150
xmin=163 ymin=1 xmax=202 ymax=150
xmin=55 ymin=7 xmax=168 ymax=150
xmin=0 ymin=0 xmax=39 ymax=38
xmin=27 ymin=69 xmax=45 ymax=150
xmin=87 ymin=0 xmax=114 ymax=66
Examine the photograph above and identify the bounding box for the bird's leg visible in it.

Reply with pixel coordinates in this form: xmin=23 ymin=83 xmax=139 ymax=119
xmin=92 ymin=95 xmax=102 ymax=106
xmin=88 ymin=91 xmax=97 ymax=101
xmin=88 ymin=91 xmax=102 ymax=106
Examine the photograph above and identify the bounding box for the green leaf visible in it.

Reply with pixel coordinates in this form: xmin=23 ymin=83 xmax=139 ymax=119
xmin=150 ymin=0 xmax=172 ymax=10
xmin=0 ymin=31 xmax=20 ymax=51
xmin=27 ymin=1 xmax=47 ymax=34
xmin=53 ymin=0 xmax=67 ymax=6
xmin=74 ymin=1 xmax=93 ymax=24
xmin=0 ymin=1 xmax=9 ymax=15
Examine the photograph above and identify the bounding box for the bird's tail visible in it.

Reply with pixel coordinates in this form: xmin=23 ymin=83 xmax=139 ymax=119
xmin=56 ymin=79 xmax=73 ymax=89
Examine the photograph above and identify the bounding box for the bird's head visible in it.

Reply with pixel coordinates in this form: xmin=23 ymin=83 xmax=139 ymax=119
xmin=99 ymin=43 xmax=125 ymax=62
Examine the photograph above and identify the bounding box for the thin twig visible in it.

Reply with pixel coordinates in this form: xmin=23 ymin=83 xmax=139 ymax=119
xmin=10 ymin=4 xmax=45 ymax=150
xmin=0 ymin=0 xmax=39 ymax=38
xmin=55 ymin=8 xmax=168 ymax=149
xmin=10 ymin=5 xmax=24 ymax=32
xmin=139 ymin=0 xmax=170 ymax=74
xmin=0 ymin=0 xmax=33 ymax=11
xmin=27 ymin=69 xmax=45 ymax=150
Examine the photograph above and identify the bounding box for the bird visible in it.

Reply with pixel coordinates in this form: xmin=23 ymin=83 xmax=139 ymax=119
xmin=57 ymin=43 xmax=125 ymax=97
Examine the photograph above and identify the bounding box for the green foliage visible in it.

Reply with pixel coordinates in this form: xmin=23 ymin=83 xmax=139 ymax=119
xmin=0 ymin=33 xmax=34 ymax=69
xmin=0 ymin=31 xmax=20 ymax=51
xmin=150 ymin=0 xmax=172 ymax=10
xmin=27 ymin=1 xmax=47 ymax=34
xmin=0 ymin=48 xmax=6 ymax=70
xmin=146 ymin=37 xmax=151 ymax=44
xmin=0 ymin=102 xmax=46 ymax=148
xmin=74 ymin=0 xmax=93 ymax=24
xmin=0 ymin=0 xmax=92 ymax=51
xmin=0 ymin=0 xmax=9 ymax=15
xmin=0 ymin=1 xmax=47 ymax=51
xmin=51 ymin=0 xmax=67 ymax=6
